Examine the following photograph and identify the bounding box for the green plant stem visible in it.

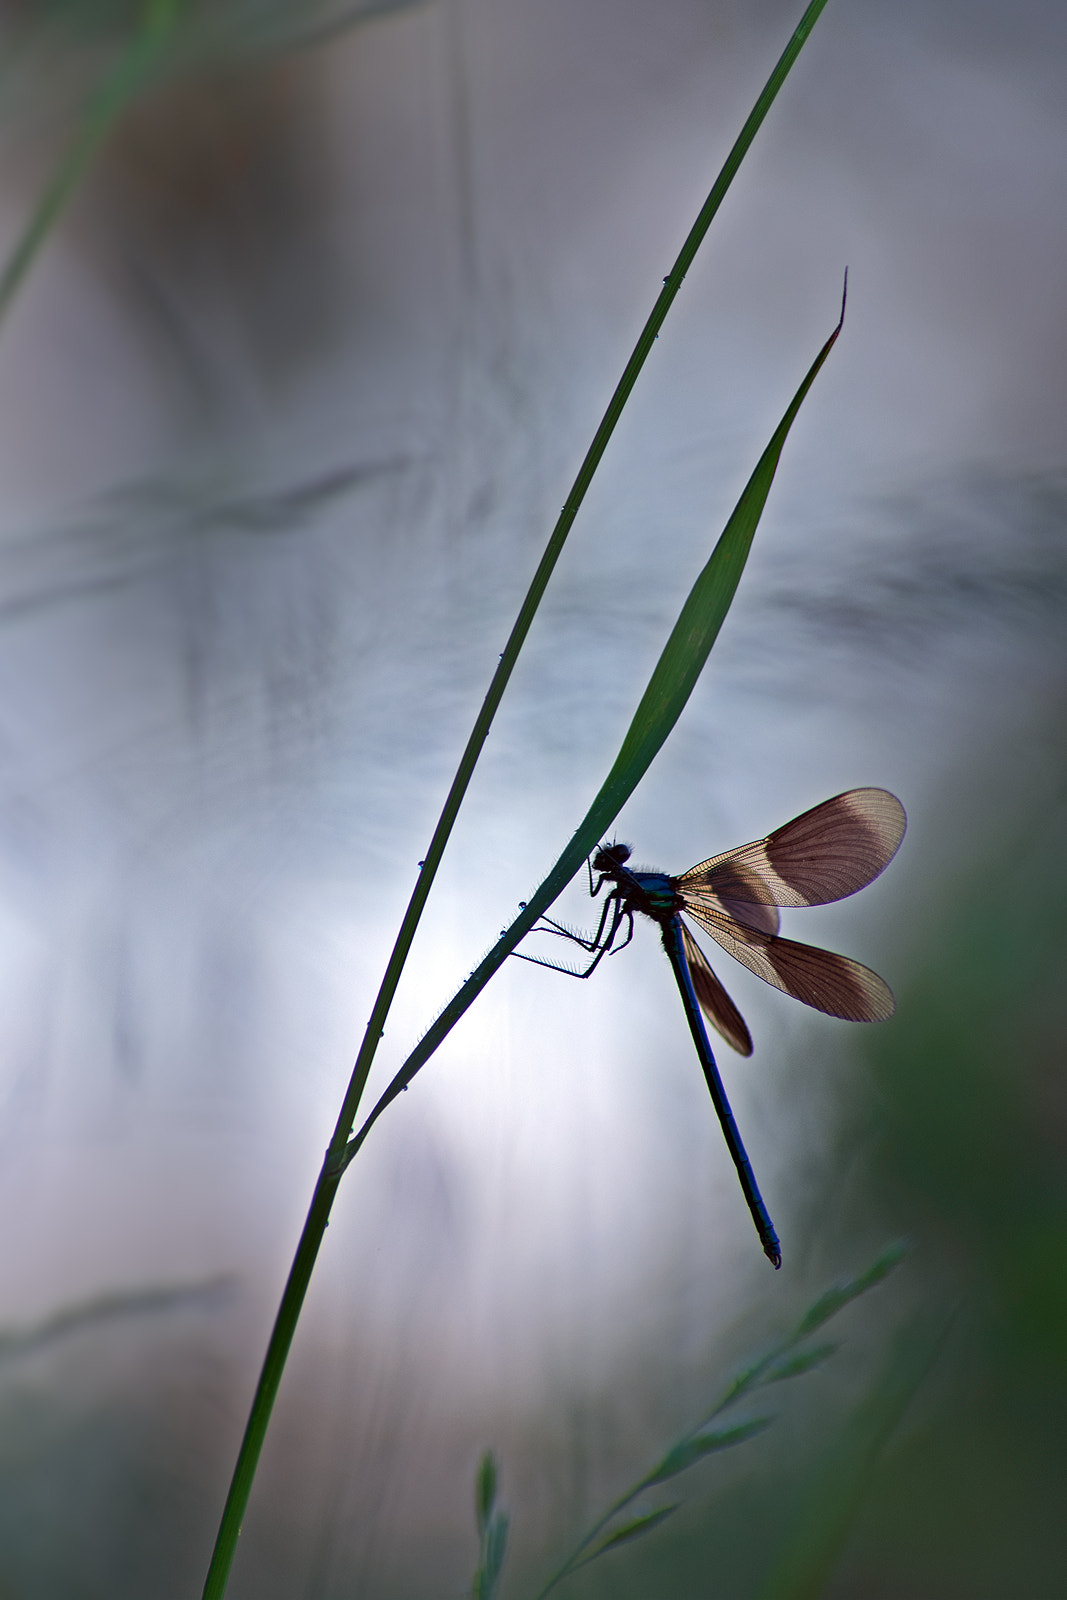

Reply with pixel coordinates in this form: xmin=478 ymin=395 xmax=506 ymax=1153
xmin=0 ymin=2 xmax=180 ymax=329
xmin=200 ymin=5 xmax=831 ymax=1594
xmin=202 ymin=1176 xmax=340 ymax=1600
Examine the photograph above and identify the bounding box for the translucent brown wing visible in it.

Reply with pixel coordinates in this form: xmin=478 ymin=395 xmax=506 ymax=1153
xmin=683 ymin=903 xmax=896 ymax=1023
xmin=690 ymin=893 xmax=780 ymax=936
xmin=679 ymin=922 xmax=753 ymax=1057
xmin=677 ymin=789 xmax=906 ymax=911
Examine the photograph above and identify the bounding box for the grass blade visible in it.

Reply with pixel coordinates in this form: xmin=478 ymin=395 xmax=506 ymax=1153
xmin=584 ymin=1505 xmax=681 ymax=1560
xmin=348 ymin=283 xmax=846 ymax=1158
xmin=792 ymin=1240 xmax=909 ymax=1341
xmin=644 ymin=1419 xmax=774 ymax=1486
xmin=761 ymin=1343 xmax=840 ymax=1384
xmin=0 ymin=1 xmax=182 ymax=329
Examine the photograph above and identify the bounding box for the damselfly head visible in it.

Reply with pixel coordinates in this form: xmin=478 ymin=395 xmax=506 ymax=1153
xmin=593 ymin=842 xmax=632 ymax=871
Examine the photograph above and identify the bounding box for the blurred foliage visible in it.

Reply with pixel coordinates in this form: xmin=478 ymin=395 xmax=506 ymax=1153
xmin=498 ymin=707 xmax=1067 ymax=1600
xmin=526 ymin=1246 xmax=906 ymax=1600
xmin=834 ymin=732 xmax=1067 ymax=1599
xmin=0 ymin=0 xmax=417 ymax=372
xmin=473 ymin=1451 xmax=510 ymax=1600
xmin=0 ymin=0 xmax=422 ymax=78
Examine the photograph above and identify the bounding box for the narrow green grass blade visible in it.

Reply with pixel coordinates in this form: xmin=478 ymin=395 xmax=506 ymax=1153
xmin=762 ymin=1342 xmax=840 ymax=1383
xmin=586 ymin=1504 xmax=680 ymax=1559
xmin=473 ymin=1510 xmax=509 ymax=1600
xmin=718 ymin=1241 xmax=906 ymax=1411
xmin=0 ymin=1 xmax=181 ymax=328
xmin=346 ymin=286 xmax=846 ymax=1160
xmin=792 ymin=1239 xmax=909 ymax=1340
xmin=644 ymin=1418 xmax=774 ymax=1486
xmin=593 ymin=282 xmax=846 ymax=820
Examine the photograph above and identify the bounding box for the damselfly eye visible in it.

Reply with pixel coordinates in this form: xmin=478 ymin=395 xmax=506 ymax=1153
xmin=594 ymin=842 xmax=631 ymax=870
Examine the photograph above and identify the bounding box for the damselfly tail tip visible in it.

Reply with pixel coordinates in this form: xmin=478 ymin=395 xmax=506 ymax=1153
xmin=765 ymin=1242 xmax=782 ymax=1270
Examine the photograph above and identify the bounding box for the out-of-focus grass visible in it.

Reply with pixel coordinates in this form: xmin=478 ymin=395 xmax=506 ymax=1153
xmin=0 ymin=1 xmax=421 ymax=71
xmin=0 ymin=0 xmax=421 ymax=336
xmin=825 ymin=738 xmax=1067 ymax=1600
xmin=502 ymin=716 xmax=1067 ymax=1600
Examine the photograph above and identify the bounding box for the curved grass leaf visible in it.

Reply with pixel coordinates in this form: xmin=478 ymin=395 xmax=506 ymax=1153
xmin=587 ymin=1504 xmax=680 ymax=1559
xmin=476 ymin=1451 xmax=498 ymax=1539
xmin=762 ymin=1342 xmax=840 ymax=1384
xmin=346 ymin=283 xmax=847 ymax=1160
xmin=645 ymin=1418 xmax=774 ymax=1486
xmin=792 ymin=1240 xmax=909 ymax=1341
xmin=0 ymin=1275 xmax=233 ymax=1363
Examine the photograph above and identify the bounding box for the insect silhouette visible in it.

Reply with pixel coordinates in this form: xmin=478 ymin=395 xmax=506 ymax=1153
xmin=516 ymin=788 xmax=906 ymax=1266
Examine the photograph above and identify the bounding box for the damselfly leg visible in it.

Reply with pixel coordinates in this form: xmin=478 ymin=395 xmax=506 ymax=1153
xmin=513 ymin=857 xmax=636 ymax=976
xmin=513 ymin=891 xmax=634 ymax=977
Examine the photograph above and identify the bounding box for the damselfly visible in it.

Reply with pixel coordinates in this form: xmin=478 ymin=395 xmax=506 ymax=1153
xmin=517 ymin=788 xmax=906 ymax=1267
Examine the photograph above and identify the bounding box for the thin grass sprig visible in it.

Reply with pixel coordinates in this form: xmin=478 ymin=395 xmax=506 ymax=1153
xmin=525 ymin=1241 xmax=907 ymax=1599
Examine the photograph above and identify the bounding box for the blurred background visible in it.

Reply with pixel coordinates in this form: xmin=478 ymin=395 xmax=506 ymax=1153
xmin=0 ymin=1 xmax=1064 ymax=1595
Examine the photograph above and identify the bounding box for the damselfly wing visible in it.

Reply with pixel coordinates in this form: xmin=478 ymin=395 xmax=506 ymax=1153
xmin=673 ymin=787 xmax=906 ymax=1046
xmin=517 ymin=788 xmax=906 ymax=1267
